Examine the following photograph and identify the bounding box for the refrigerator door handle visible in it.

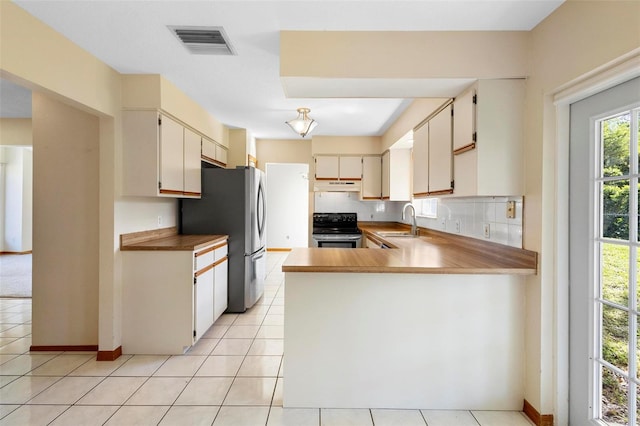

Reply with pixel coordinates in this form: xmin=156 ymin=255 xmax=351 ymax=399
xmin=257 ymin=181 xmax=266 ymax=239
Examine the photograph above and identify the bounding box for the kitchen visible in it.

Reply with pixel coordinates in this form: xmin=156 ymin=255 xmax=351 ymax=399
xmin=0 ymin=1 xmax=639 ymax=425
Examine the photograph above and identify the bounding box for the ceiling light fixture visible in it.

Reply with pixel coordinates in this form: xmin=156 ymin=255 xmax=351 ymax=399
xmin=285 ymin=107 xmax=318 ymax=138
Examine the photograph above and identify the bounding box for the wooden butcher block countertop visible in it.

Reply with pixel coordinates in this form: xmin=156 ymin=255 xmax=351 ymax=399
xmin=120 ymin=227 xmax=227 ymax=251
xmin=283 ymin=222 xmax=537 ymax=275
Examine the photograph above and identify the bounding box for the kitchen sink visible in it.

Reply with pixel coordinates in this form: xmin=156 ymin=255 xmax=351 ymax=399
xmin=375 ymin=231 xmax=418 ymax=238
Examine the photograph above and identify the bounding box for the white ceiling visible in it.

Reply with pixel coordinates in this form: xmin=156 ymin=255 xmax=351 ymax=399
xmin=8 ymin=1 xmax=564 ymax=140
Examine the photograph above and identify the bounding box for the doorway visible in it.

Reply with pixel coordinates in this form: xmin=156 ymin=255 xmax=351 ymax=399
xmin=569 ymin=76 xmax=640 ymax=425
xmin=265 ymin=163 xmax=309 ymax=249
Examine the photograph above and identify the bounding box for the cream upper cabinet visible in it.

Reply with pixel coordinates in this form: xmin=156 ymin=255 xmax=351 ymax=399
xmin=453 ymin=79 xmax=525 ymax=196
xmin=215 ymin=144 xmax=228 ymax=168
xmin=315 ymin=156 xmax=339 ymax=180
xmin=123 ymin=110 xmax=201 ymax=198
xmin=201 ymin=137 xmax=216 ymax=163
xmin=361 ymin=156 xmax=382 ymax=200
xmin=412 ymin=122 xmax=429 ymax=197
xmin=428 ymin=104 xmax=453 ymax=195
xmin=383 ymin=149 xmax=411 ymax=201
xmin=339 ymin=156 xmax=363 ymax=180
xmin=183 ymin=127 xmax=202 ymax=196
xmin=412 ymin=101 xmax=454 ymax=198
xmin=202 ymin=136 xmax=228 ymax=168
xmin=453 ymin=88 xmax=475 ymax=151
xmin=158 ymin=114 xmax=185 ymax=195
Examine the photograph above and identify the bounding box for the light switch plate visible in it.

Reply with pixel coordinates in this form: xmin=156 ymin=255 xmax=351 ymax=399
xmin=506 ymin=201 xmax=516 ymax=219
xmin=483 ymin=223 xmax=490 ymax=238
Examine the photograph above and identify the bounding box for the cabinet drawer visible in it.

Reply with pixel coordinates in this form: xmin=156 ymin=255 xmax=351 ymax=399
xmin=214 ymin=242 xmax=228 ymax=260
xmin=194 ymin=245 xmax=215 ymax=271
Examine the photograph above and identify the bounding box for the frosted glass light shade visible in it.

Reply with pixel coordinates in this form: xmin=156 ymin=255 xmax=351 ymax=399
xmin=286 ymin=107 xmax=318 ymax=138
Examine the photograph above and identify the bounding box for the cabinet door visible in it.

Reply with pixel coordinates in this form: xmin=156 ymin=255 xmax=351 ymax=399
xmin=159 ymin=115 xmax=185 ymax=195
xmin=214 ymin=257 xmax=228 ymax=321
xmin=366 ymin=237 xmax=381 ymax=249
xmin=315 ymin=156 xmax=339 ymax=180
xmin=194 ymin=266 xmax=214 ymax=342
xmin=361 ymin=156 xmax=381 ymax=200
xmin=215 ymin=144 xmax=227 ymax=167
xmin=183 ymin=127 xmax=202 ymax=197
xmin=202 ymin=137 xmax=216 ymax=163
xmin=389 ymin=149 xmax=412 ymax=201
xmin=453 ymin=149 xmax=478 ymax=196
xmin=381 ymin=151 xmax=390 ymax=199
xmin=428 ymin=104 xmax=453 ymax=194
xmin=339 ymin=156 xmax=362 ymax=180
xmin=453 ymin=88 xmax=475 ymax=151
xmin=412 ymin=123 xmax=429 ymax=197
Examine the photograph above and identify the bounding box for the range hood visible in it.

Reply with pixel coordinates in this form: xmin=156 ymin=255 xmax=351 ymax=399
xmin=313 ymin=180 xmax=362 ymax=192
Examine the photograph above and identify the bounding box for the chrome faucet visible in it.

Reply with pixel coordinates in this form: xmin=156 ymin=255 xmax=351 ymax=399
xmin=402 ymin=203 xmax=418 ymax=236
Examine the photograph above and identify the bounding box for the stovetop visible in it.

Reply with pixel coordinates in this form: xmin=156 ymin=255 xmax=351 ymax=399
xmin=312 ymin=212 xmax=362 ymax=235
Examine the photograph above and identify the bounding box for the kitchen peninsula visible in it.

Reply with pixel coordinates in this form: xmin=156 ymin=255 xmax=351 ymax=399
xmin=282 ymin=223 xmax=536 ymax=410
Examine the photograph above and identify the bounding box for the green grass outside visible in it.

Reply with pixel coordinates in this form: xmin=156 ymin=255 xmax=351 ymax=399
xmin=601 ymin=243 xmax=639 ymax=424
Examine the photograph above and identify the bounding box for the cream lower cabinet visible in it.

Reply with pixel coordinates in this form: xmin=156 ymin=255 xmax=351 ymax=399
xmin=122 ymin=240 xmax=228 ymax=355
xmin=213 ymin=242 xmax=229 ymax=322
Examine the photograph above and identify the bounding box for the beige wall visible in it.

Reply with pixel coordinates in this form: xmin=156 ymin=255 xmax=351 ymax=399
xmin=311 ymin=135 xmax=381 ymax=155
xmin=31 ymin=93 xmax=99 ymax=346
xmin=524 ymin=0 xmax=640 ymax=418
xmin=121 ymin=75 xmax=228 ymax=146
xmin=281 ymin=31 xmax=529 ymax=79
xmin=0 ymin=118 xmax=32 ymax=146
xmin=0 ymin=1 xmax=225 ymax=352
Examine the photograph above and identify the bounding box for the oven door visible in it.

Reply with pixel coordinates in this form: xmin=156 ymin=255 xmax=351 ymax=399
xmin=312 ymin=234 xmax=362 ymax=248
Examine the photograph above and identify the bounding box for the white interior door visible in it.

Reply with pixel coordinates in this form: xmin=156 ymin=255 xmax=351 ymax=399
xmin=569 ymin=76 xmax=640 ymax=425
xmin=265 ymin=163 xmax=309 ymax=249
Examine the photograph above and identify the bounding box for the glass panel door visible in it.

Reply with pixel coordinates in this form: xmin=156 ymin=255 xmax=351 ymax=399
xmin=596 ymin=108 xmax=640 ymax=425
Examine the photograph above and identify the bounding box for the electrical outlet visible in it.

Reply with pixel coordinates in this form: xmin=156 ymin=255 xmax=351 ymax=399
xmin=483 ymin=223 xmax=490 ymax=238
xmin=440 ymin=217 xmax=447 ymax=230
xmin=157 ymin=216 xmax=162 ymax=226
xmin=455 ymin=220 xmax=461 ymax=233
xmin=506 ymin=201 xmax=516 ymax=219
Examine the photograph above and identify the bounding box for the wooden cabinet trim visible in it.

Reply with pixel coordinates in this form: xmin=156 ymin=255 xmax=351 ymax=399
xmin=160 ymin=189 xmax=184 ymax=196
xmin=195 ymin=246 xmax=215 ymax=257
xmin=429 ymin=189 xmax=454 ymax=196
xmin=195 ymin=262 xmax=215 ymax=277
xmin=213 ymin=242 xmax=228 ymax=250
xmin=213 ymin=256 xmax=228 ymax=267
xmin=453 ymin=143 xmax=477 ymax=155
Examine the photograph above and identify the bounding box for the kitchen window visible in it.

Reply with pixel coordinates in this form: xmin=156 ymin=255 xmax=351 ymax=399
xmin=414 ymin=198 xmax=438 ymax=218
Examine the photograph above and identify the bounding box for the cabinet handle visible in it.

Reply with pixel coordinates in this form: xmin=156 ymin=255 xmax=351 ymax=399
xmin=453 ymin=143 xmax=476 ymax=155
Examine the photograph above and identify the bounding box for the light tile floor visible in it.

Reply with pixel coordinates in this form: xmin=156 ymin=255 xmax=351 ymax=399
xmin=0 ymin=252 xmax=535 ymax=426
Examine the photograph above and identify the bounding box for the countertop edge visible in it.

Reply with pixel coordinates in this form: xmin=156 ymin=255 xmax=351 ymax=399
xmin=282 ymin=266 xmax=537 ymax=275
xmin=120 ymin=234 xmax=228 ymax=251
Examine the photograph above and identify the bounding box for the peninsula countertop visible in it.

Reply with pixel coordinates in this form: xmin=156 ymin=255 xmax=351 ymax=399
xmin=120 ymin=226 xmax=227 ymax=251
xmin=282 ymin=222 xmax=537 ymax=274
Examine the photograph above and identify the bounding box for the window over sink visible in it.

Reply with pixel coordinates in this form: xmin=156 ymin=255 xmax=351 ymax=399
xmin=414 ymin=198 xmax=438 ymax=218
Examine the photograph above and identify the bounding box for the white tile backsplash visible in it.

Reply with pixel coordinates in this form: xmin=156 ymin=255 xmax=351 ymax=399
xmin=410 ymin=196 xmax=524 ymax=248
xmin=314 ymin=193 xmax=403 ymax=222
xmin=315 ymin=192 xmax=523 ymax=248
xmin=314 ymin=193 xmax=524 ymax=248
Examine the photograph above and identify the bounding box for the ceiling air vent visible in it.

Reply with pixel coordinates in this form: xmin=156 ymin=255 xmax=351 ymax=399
xmin=168 ymin=26 xmax=236 ymax=55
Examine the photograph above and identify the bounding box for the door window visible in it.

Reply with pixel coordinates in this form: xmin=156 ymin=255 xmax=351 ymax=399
xmin=595 ymin=108 xmax=640 ymax=425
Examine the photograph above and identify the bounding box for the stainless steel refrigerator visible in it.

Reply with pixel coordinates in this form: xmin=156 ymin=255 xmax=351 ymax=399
xmin=180 ymin=166 xmax=266 ymax=313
